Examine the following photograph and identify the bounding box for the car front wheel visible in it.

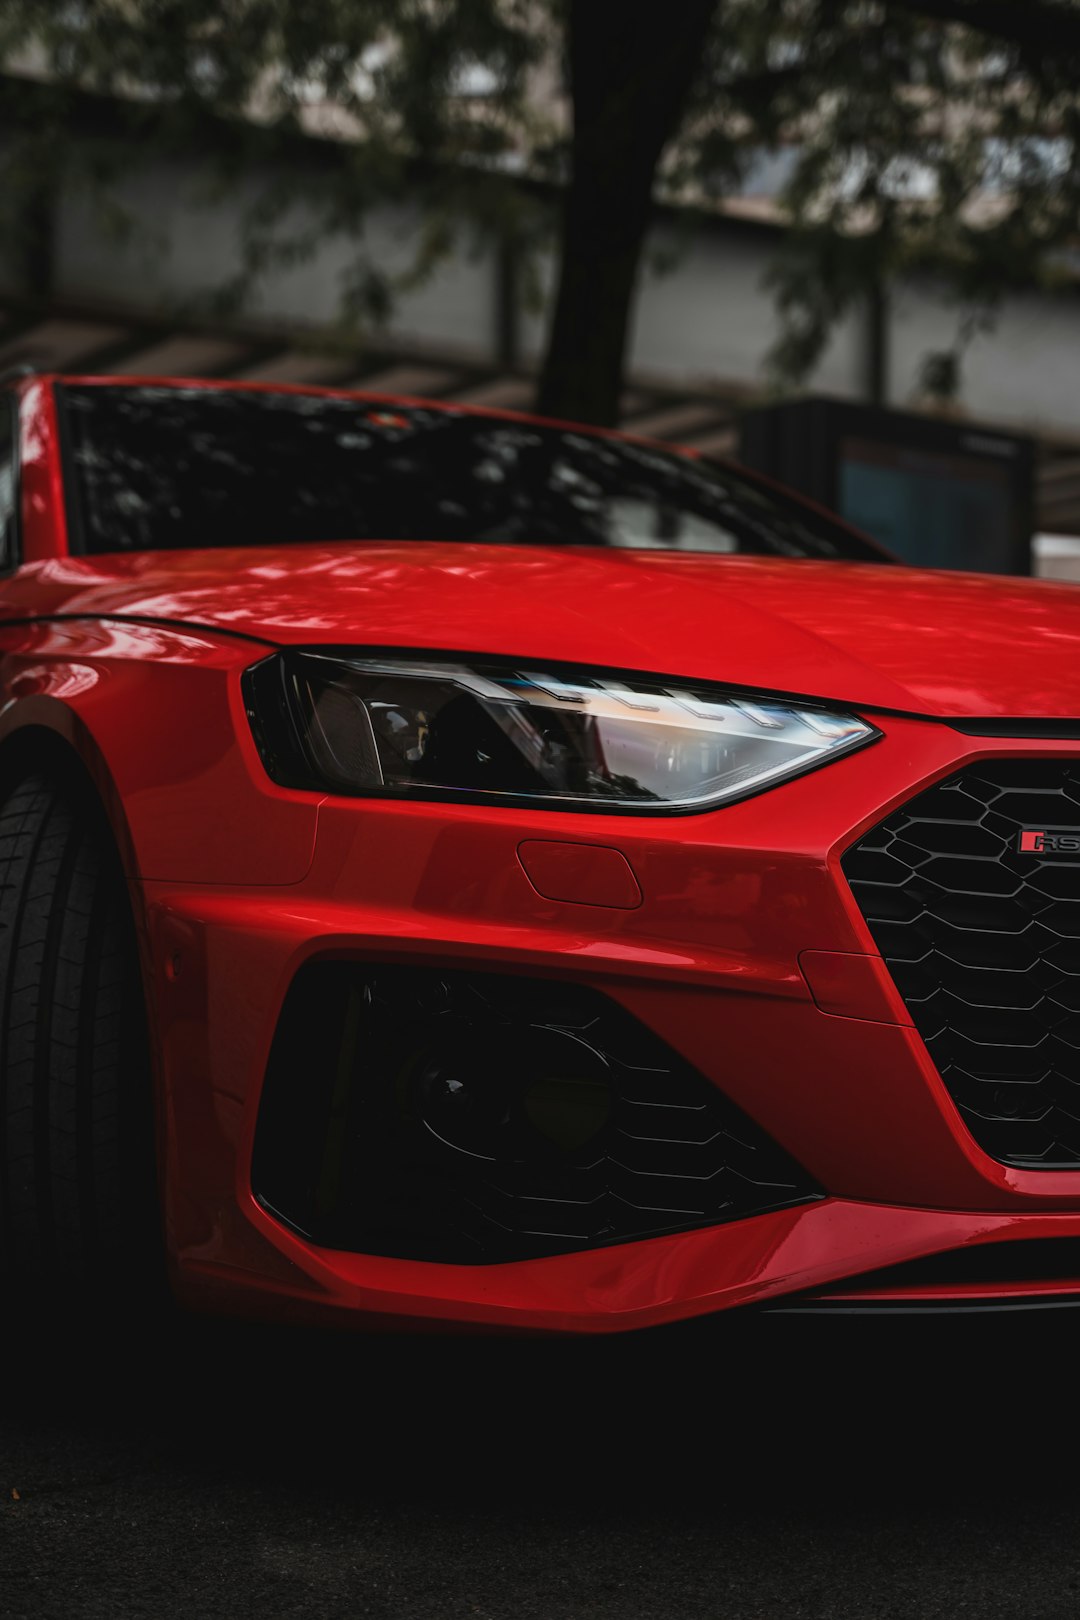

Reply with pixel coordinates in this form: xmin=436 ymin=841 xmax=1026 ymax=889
xmin=0 ymin=767 xmax=156 ymax=1286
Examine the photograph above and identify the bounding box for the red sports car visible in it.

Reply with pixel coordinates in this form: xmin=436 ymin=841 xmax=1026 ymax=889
xmin=4 ymin=371 xmax=1080 ymax=1328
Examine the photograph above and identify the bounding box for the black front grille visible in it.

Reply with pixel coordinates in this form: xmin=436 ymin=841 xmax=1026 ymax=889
xmin=253 ymin=963 xmax=819 ymax=1264
xmin=842 ymin=759 xmax=1080 ymax=1168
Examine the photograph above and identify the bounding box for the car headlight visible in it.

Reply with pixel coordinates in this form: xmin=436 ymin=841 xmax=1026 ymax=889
xmin=243 ymin=652 xmax=878 ymax=812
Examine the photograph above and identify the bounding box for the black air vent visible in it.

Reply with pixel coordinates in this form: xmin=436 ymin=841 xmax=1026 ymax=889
xmin=843 ymin=759 xmax=1080 ymax=1168
xmin=253 ymin=964 xmax=819 ymax=1263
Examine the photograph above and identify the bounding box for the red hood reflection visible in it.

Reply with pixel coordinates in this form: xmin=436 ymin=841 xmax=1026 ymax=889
xmin=10 ymin=542 xmax=1080 ymax=719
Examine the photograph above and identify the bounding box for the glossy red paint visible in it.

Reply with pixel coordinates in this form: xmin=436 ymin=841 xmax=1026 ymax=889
xmin=516 ymin=841 xmax=643 ymax=909
xmin=0 ymin=617 xmax=320 ymax=885
xmin=797 ymin=949 xmax=912 ymax=1024
xmin=9 ymin=371 xmax=1080 ymax=1330
xmin=11 ymin=542 xmax=1080 ymax=719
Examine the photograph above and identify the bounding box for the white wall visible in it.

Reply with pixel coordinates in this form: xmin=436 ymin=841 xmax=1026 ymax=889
xmin=54 ymin=162 xmax=498 ymax=360
xmin=889 ymin=275 xmax=1080 ymax=436
xmin=40 ymin=155 xmax=1080 ymax=435
xmin=630 ymin=222 xmax=864 ymax=396
xmin=1035 ymin=534 xmax=1080 ymax=581
xmin=516 ymin=220 xmax=864 ymax=397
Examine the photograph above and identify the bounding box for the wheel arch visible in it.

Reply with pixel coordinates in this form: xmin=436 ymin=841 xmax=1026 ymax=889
xmin=0 ymin=698 xmax=141 ymax=888
xmin=0 ymin=709 xmax=164 ymax=1286
xmin=0 ymin=702 xmax=165 ymax=1183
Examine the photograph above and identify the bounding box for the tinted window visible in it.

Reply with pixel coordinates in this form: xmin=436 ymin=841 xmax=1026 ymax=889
xmin=60 ymin=383 xmax=888 ymax=563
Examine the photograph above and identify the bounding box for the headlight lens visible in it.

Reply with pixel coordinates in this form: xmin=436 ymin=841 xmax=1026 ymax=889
xmin=244 ymin=652 xmax=878 ymax=812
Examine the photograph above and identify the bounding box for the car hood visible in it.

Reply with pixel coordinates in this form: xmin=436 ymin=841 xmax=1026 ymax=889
xmin=13 ymin=542 xmax=1080 ymax=719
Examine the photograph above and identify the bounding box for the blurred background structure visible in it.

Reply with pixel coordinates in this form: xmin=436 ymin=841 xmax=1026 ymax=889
xmin=2 ymin=0 xmax=1080 ymax=570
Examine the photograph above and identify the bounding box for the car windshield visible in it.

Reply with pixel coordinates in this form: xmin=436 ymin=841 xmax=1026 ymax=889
xmin=59 ymin=382 xmax=889 ymax=563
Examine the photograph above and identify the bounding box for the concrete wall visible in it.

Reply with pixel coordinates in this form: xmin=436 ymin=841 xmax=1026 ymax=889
xmin=48 ymin=160 xmax=865 ymax=398
xmin=36 ymin=155 xmax=1080 ymax=435
xmin=889 ymin=275 xmax=1080 ymax=437
xmin=54 ymin=162 xmax=500 ymax=361
xmin=630 ymin=221 xmax=863 ymax=396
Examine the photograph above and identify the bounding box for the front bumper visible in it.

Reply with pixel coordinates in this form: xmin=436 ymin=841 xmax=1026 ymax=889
xmin=143 ymin=710 xmax=1080 ymax=1331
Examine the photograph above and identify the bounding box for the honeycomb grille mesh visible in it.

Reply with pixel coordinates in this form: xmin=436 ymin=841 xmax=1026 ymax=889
xmin=842 ymin=759 xmax=1080 ymax=1168
xmin=254 ymin=964 xmax=819 ymax=1263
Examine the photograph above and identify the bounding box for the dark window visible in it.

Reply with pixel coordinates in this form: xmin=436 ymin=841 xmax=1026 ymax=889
xmin=0 ymin=395 xmax=18 ymax=571
xmin=59 ymin=382 xmax=890 ymax=564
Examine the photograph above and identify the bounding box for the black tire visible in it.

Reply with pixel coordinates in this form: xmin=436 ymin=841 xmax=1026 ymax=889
xmin=0 ymin=768 xmax=156 ymax=1285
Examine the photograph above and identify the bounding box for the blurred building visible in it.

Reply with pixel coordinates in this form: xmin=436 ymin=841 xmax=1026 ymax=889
xmin=2 ymin=86 xmax=1079 ymax=565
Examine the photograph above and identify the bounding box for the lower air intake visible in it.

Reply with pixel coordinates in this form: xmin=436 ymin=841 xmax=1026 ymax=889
xmin=253 ymin=964 xmax=819 ymax=1264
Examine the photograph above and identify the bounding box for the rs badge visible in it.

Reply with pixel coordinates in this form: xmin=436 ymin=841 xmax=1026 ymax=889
xmin=1018 ymin=828 xmax=1080 ymax=853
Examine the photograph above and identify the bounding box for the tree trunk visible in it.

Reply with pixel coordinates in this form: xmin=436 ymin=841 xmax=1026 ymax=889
xmin=535 ymin=0 xmax=719 ymax=425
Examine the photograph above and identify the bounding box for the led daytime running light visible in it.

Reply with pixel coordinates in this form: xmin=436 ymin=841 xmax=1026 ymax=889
xmin=244 ymin=653 xmax=879 ymax=813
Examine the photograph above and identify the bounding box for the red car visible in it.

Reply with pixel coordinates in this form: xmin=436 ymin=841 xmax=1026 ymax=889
xmin=5 ymin=371 xmax=1080 ymax=1328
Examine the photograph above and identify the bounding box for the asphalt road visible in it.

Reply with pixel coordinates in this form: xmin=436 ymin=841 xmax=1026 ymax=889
xmin=4 ymin=1306 xmax=1080 ymax=1620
